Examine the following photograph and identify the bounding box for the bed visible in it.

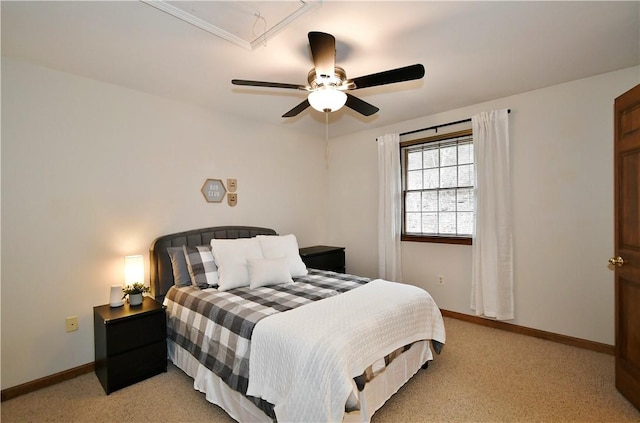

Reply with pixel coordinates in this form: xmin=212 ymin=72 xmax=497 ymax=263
xmin=150 ymin=225 xmax=445 ymax=422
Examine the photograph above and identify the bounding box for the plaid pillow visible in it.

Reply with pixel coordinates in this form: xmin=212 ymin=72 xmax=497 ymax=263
xmin=183 ymin=245 xmax=219 ymax=289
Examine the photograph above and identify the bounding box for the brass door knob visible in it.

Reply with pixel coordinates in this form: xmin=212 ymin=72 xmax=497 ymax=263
xmin=609 ymin=256 xmax=625 ymax=267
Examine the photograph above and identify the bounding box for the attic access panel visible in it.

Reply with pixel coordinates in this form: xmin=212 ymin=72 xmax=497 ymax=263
xmin=140 ymin=0 xmax=322 ymax=50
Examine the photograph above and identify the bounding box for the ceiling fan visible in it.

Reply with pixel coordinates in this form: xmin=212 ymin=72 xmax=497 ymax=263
xmin=231 ymin=31 xmax=425 ymax=118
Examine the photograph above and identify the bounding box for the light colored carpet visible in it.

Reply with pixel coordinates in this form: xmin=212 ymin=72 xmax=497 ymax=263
xmin=2 ymin=317 xmax=639 ymax=422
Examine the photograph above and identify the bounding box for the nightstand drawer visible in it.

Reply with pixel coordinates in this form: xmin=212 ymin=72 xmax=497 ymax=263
xmin=101 ymin=341 xmax=167 ymax=393
xmin=106 ymin=312 xmax=166 ymax=355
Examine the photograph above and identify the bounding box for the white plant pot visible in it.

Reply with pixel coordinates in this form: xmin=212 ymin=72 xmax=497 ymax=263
xmin=129 ymin=293 xmax=143 ymax=306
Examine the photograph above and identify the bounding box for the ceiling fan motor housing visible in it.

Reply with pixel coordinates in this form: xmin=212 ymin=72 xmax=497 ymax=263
xmin=308 ymin=66 xmax=349 ymax=90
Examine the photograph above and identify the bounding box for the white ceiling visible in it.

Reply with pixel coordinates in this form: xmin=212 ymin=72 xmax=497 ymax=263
xmin=2 ymin=1 xmax=639 ymax=138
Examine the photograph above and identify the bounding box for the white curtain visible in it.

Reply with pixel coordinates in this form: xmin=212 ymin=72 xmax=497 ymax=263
xmin=471 ymin=109 xmax=513 ymax=320
xmin=377 ymin=133 xmax=403 ymax=282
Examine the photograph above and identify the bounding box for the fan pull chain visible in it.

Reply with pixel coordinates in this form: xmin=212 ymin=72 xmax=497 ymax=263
xmin=253 ymin=12 xmax=267 ymax=47
xmin=325 ymin=112 xmax=329 ymax=142
xmin=325 ymin=113 xmax=329 ymax=164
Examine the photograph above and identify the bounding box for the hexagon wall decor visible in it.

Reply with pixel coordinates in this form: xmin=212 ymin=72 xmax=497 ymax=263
xmin=201 ymin=179 xmax=226 ymax=203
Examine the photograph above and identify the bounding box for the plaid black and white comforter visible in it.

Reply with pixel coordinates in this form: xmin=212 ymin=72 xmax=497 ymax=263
xmin=164 ymin=269 xmax=370 ymax=396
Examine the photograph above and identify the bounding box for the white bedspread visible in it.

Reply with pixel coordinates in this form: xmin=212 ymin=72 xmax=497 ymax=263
xmin=246 ymin=279 xmax=446 ymax=423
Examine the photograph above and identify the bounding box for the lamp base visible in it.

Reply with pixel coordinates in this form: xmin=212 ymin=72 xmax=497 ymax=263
xmin=110 ymin=300 xmax=124 ymax=308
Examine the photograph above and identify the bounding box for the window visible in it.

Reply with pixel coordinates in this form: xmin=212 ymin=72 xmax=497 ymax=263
xmin=401 ymin=129 xmax=474 ymax=244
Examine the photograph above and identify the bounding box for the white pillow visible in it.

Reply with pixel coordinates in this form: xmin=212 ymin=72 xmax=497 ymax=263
xmin=248 ymin=257 xmax=293 ymax=289
xmin=257 ymin=234 xmax=308 ymax=277
xmin=210 ymin=238 xmax=264 ymax=291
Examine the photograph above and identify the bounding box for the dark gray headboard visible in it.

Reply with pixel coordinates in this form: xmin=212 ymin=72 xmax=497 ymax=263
xmin=149 ymin=226 xmax=277 ymax=302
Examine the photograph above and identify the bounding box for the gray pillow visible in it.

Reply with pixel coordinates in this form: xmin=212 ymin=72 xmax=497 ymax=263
xmin=167 ymin=247 xmax=191 ymax=287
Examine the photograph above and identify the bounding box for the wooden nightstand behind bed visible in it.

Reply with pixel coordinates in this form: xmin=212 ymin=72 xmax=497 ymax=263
xmin=299 ymin=245 xmax=346 ymax=273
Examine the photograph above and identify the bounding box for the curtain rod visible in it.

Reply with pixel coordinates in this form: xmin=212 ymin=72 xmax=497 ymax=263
xmin=400 ymin=109 xmax=511 ymax=137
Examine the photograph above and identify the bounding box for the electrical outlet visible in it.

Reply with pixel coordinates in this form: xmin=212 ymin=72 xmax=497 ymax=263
xmin=228 ymin=193 xmax=237 ymax=207
xmin=66 ymin=316 xmax=78 ymax=332
xmin=438 ymin=275 xmax=444 ymax=285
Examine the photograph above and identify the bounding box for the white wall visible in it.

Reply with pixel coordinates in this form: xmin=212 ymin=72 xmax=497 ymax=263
xmin=0 ymin=58 xmax=328 ymax=389
xmin=328 ymin=66 xmax=639 ymax=346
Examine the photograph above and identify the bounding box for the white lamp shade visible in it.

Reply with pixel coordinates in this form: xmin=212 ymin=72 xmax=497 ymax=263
xmin=124 ymin=255 xmax=144 ymax=285
xmin=308 ymin=87 xmax=347 ymax=113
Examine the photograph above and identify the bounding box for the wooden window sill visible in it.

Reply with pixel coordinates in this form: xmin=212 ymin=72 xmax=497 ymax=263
xmin=401 ymin=235 xmax=472 ymax=245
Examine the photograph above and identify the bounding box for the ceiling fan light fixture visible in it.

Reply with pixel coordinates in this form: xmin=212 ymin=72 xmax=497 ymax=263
xmin=232 ymin=31 xmax=425 ymax=118
xmin=308 ymin=87 xmax=347 ymax=113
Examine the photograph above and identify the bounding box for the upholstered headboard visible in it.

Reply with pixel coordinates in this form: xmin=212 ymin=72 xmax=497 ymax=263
xmin=149 ymin=226 xmax=277 ymax=302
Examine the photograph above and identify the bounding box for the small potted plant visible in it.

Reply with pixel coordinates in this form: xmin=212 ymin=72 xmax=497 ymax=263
xmin=122 ymin=282 xmax=150 ymax=306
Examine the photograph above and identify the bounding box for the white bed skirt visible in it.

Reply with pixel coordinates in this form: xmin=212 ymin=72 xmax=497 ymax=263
xmin=168 ymin=339 xmax=430 ymax=422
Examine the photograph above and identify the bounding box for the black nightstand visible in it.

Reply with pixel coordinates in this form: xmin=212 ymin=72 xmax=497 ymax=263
xmin=299 ymin=245 xmax=345 ymax=273
xmin=93 ymin=297 xmax=167 ymax=394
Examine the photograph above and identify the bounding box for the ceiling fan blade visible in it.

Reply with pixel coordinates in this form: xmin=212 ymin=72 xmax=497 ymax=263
xmin=308 ymin=31 xmax=336 ymax=79
xmin=345 ymin=93 xmax=379 ymax=116
xmin=232 ymin=79 xmax=307 ymax=90
xmin=348 ymin=64 xmax=425 ymax=90
xmin=282 ymin=99 xmax=311 ymax=117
